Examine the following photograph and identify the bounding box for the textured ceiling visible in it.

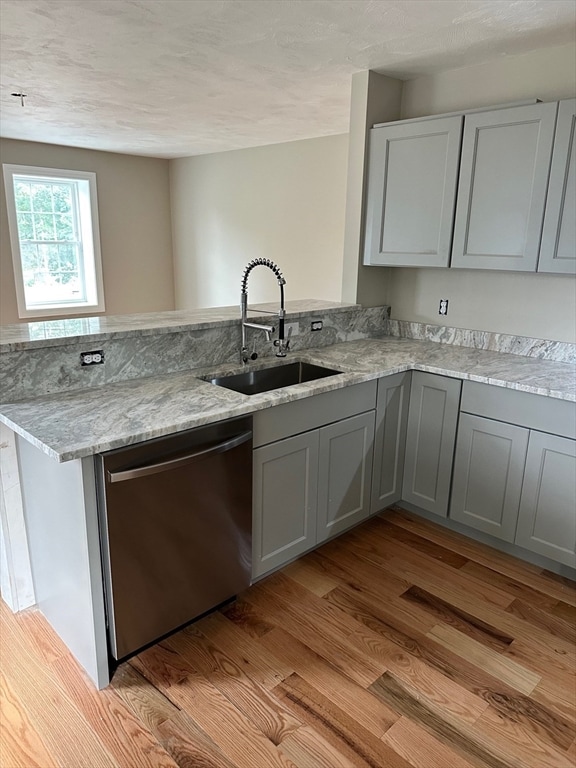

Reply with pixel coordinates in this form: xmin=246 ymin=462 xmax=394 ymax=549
xmin=1 ymin=0 xmax=575 ymax=158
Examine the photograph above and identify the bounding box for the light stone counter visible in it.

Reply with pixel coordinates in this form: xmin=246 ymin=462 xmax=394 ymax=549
xmin=0 ymin=299 xmax=357 ymax=352
xmin=1 ymin=337 xmax=574 ymax=462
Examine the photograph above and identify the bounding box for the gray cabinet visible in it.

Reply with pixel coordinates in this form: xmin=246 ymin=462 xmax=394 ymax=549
xmin=538 ymin=99 xmax=576 ymax=275
xmin=516 ymin=432 xmax=576 ymax=568
xmin=453 ymin=381 xmax=576 ymax=567
xmin=371 ymin=371 xmax=411 ymax=514
xmin=254 ymin=375 xmax=575 ymax=578
xmin=363 ymin=116 xmax=462 ymax=267
xmin=402 ymin=372 xmax=461 ymax=517
xmin=252 ymin=431 xmax=319 ymax=579
xmin=450 ymin=413 xmax=529 ymax=541
xmin=17 ymin=439 xmax=109 ymax=688
xmin=364 ymin=100 xmax=570 ymax=273
xmin=317 ymin=411 xmax=375 ymax=543
xmin=251 ymin=382 xmax=377 ymax=578
xmin=451 ymin=102 xmax=557 ymax=271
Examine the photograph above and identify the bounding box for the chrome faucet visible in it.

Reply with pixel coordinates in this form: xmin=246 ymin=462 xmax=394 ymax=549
xmin=240 ymin=258 xmax=289 ymax=363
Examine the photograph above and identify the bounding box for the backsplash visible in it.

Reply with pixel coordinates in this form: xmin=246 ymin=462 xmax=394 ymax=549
xmin=0 ymin=306 xmax=389 ymax=402
xmin=4 ymin=305 xmax=573 ymax=404
xmin=386 ymin=320 xmax=576 ymax=364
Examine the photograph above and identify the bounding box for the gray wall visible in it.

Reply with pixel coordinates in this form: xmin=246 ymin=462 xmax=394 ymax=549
xmin=0 ymin=139 xmax=175 ymax=324
xmin=170 ymin=134 xmax=348 ymax=309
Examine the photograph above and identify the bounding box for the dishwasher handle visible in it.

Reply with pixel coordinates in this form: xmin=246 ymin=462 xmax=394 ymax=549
xmin=107 ymin=430 xmax=252 ymax=483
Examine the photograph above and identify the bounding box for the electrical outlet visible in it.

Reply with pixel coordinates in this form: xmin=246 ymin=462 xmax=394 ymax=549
xmin=310 ymin=320 xmax=323 ymax=332
xmin=80 ymin=350 xmax=104 ymax=366
xmin=439 ymin=299 xmax=449 ymax=316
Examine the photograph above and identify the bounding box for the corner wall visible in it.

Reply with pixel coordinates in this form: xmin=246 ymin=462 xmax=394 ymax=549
xmin=0 ymin=139 xmax=175 ymax=324
xmin=388 ymin=43 xmax=576 ymax=343
xmin=341 ymin=71 xmax=402 ymax=307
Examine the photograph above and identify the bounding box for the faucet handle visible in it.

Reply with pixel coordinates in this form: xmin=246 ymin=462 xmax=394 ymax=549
xmin=241 ymin=347 xmax=258 ymax=363
xmin=274 ymin=338 xmax=290 ymax=357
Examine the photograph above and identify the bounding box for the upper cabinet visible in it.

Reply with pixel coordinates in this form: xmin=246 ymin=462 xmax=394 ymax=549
xmin=451 ymin=102 xmax=557 ymax=271
xmin=363 ymin=99 xmax=575 ymax=274
xmin=363 ymin=116 xmax=462 ymax=267
xmin=538 ymin=99 xmax=576 ymax=275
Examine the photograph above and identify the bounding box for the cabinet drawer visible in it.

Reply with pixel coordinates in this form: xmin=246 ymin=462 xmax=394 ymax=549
xmin=253 ymin=380 xmax=377 ymax=447
xmin=461 ymin=381 xmax=576 ymax=440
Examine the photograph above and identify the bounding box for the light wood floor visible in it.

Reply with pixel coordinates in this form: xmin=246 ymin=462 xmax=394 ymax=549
xmin=2 ymin=507 xmax=575 ymax=768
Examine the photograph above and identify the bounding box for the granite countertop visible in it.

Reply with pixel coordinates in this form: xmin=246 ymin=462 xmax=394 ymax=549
xmin=1 ymin=337 xmax=574 ymax=462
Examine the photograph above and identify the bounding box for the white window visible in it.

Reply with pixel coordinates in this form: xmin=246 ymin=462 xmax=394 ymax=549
xmin=3 ymin=165 xmax=105 ymax=318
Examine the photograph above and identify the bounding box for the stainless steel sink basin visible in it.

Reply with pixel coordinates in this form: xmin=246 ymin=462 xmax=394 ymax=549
xmin=205 ymin=361 xmax=342 ymax=395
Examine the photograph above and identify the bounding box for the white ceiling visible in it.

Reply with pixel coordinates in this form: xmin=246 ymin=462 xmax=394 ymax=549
xmin=1 ymin=0 xmax=575 ymax=158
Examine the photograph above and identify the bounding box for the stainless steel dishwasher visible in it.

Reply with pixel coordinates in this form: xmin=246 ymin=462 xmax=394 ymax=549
xmin=95 ymin=416 xmax=252 ymax=661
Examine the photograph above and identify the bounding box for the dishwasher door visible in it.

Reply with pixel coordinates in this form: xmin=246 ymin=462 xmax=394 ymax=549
xmin=96 ymin=416 xmax=252 ymax=661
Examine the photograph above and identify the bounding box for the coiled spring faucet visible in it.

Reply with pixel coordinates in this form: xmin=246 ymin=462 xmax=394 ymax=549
xmin=240 ymin=258 xmax=288 ymax=363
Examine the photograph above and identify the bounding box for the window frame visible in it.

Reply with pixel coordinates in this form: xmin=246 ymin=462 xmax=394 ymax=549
xmin=3 ymin=164 xmax=105 ymax=319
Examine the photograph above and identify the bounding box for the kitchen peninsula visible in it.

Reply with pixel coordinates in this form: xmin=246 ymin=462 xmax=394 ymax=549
xmin=1 ymin=301 xmax=574 ymax=688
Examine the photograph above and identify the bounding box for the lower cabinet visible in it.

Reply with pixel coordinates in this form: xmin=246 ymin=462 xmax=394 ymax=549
xmin=252 ymin=373 xmax=575 ymax=580
xmin=515 ymin=431 xmax=576 ymax=567
xmin=316 ymin=411 xmax=376 ymax=543
xmin=252 ymin=431 xmax=319 ymax=578
xmin=450 ymin=381 xmax=576 ymax=568
xmin=371 ymin=371 xmax=411 ymax=513
xmin=450 ymin=413 xmax=529 ymax=541
xmin=251 ymin=382 xmax=377 ymax=579
xmin=402 ymin=371 xmax=461 ymax=517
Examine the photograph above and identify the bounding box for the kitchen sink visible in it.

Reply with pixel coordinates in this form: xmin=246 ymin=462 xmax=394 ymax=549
xmin=204 ymin=361 xmax=342 ymax=395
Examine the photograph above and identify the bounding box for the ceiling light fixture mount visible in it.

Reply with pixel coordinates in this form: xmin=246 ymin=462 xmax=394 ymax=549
xmin=11 ymin=91 xmax=27 ymax=107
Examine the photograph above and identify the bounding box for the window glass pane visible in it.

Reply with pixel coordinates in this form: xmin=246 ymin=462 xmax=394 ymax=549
xmin=21 ymin=242 xmax=40 ymax=271
xmin=31 ymin=183 xmax=54 ymax=212
xmin=23 ymin=253 xmax=84 ymax=305
xmin=54 ymin=213 xmax=75 ymax=241
xmin=16 ymin=212 xmax=34 ymax=240
xmin=14 ymin=181 xmax=32 ymax=211
xmin=52 ymin=184 xmax=72 ymax=213
xmin=35 ymin=213 xmax=56 ymax=241
xmin=45 ymin=243 xmax=60 ymax=274
xmin=36 ymin=243 xmax=50 ymax=270
xmin=58 ymin=243 xmax=79 ymax=274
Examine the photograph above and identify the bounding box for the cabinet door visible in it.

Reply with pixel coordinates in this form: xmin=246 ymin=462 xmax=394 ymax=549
xmin=450 ymin=414 xmax=529 ymax=542
xmin=252 ymin=431 xmax=319 ymax=578
xmin=538 ymin=99 xmax=576 ymax=274
xmin=371 ymin=372 xmax=410 ymax=514
xmin=363 ymin=116 xmax=462 ymax=267
xmin=402 ymin=372 xmax=461 ymax=517
xmin=515 ymin=432 xmax=576 ymax=567
xmin=452 ymin=102 xmax=558 ymax=271
xmin=317 ymin=411 xmax=375 ymax=543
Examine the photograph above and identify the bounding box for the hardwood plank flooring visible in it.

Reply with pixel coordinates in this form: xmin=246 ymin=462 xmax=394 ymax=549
xmin=1 ymin=506 xmax=575 ymax=768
